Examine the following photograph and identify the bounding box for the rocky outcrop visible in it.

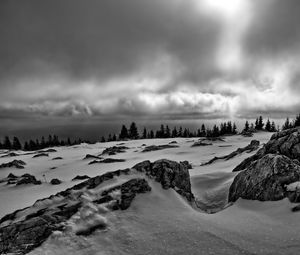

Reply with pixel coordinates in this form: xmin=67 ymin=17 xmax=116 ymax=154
xmin=83 ymin=154 xmax=102 ymax=160
xmin=50 ymin=178 xmax=62 ymax=185
xmin=233 ymin=128 xmax=300 ymax=172
xmin=72 ymin=175 xmax=90 ymax=181
xmin=229 ymin=154 xmax=300 ymax=202
xmin=88 ymin=158 xmax=125 ymax=164
xmin=191 ymin=141 xmax=212 ymax=147
xmin=133 ymin=159 xmax=194 ymax=201
xmin=52 ymin=157 xmax=63 ymax=160
xmin=142 ymin=144 xmax=179 ymax=152
xmin=16 ymin=174 xmax=42 ymax=186
xmin=101 ymin=146 xmax=129 ymax=156
xmin=33 ymin=153 xmax=48 ymax=158
xmin=203 ymin=140 xmax=260 ymax=166
xmin=229 ymin=128 xmax=300 ymax=203
xmin=0 ymin=159 xmax=26 ymax=169
xmin=0 ymin=159 xmax=193 ymax=254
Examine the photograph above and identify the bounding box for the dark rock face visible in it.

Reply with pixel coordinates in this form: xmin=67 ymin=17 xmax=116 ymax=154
xmin=191 ymin=141 xmax=212 ymax=147
xmin=88 ymin=158 xmax=125 ymax=165
xmin=142 ymin=144 xmax=179 ymax=152
xmin=83 ymin=154 xmax=102 ymax=160
xmin=72 ymin=175 xmax=90 ymax=181
xmin=203 ymin=140 xmax=260 ymax=166
xmin=33 ymin=153 xmax=48 ymax=158
xmin=0 ymin=159 xmax=193 ymax=254
xmin=16 ymin=174 xmax=42 ymax=186
xmin=50 ymin=178 xmax=62 ymax=185
xmin=234 ymin=128 xmax=300 ymax=172
xmin=0 ymin=152 xmax=19 ymax=158
xmin=38 ymin=149 xmax=57 ymax=153
xmin=52 ymin=157 xmax=63 ymax=160
xmin=101 ymin=146 xmax=129 ymax=156
xmin=229 ymin=154 xmax=300 ymax=202
xmin=0 ymin=159 xmax=26 ymax=169
xmin=133 ymin=159 xmax=194 ymax=201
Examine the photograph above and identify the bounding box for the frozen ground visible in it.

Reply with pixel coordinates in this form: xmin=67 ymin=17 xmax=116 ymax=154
xmin=2 ymin=132 xmax=300 ymax=254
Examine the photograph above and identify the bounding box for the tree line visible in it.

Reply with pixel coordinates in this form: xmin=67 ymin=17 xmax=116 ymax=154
xmin=0 ymin=135 xmax=86 ymax=151
xmin=101 ymin=121 xmax=238 ymax=142
xmin=242 ymin=116 xmax=277 ymax=133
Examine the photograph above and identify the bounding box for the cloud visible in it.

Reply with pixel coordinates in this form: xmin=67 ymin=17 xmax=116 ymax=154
xmin=0 ymin=0 xmax=300 ymax=123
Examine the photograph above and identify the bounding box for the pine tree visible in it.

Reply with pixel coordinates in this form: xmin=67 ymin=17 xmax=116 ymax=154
xmin=142 ymin=128 xmax=147 ymax=139
xmin=150 ymin=130 xmax=154 ymax=139
xmin=119 ymin=125 xmax=129 ymax=140
xmin=165 ymin=125 xmax=170 ymax=138
xmin=265 ymin=119 xmax=271 ymax=131
xmin=283 ymin=118 xmax=291 ymax=130
xmin=100 ymin=136 xmax=106 ymax=143
xmin=24 ymin=141 xmax=29 ymax=151
xmin=271 ymin=121 xmax=276 ymax=132
xmin=295 ymin=114 xmax=300 ymax=127
xmin=255 ymin=118 xmax=259 ymax=130
xmin=172 ymin=127 xmax=178 ymax=138
xmin=129 ymin=122 xmax=139 ymax=139
xmin=244 ymin=121 xmax=249 ymax=132
xmin=201 ymin=124 xmax=206 ymax=136
xmin=112 ymin=134 xmax=117 ymax=141
xmin=232 ymin=123 xmax=237 ymax=134
xmin=3 ymin=136 xmax=12 ymax=149
xmin=12 ymin=137 xmax=22 ymax=150
xmin=258 ymin=116 xmax=264 ymax=130
xmin=178 ymin=126 xmax=183 ymax=137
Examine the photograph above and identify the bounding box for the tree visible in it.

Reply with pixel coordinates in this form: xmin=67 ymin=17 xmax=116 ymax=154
xmin=41 ymin=136 xmax=46 ymax=148
xmin=12 ymin=137 xmax=22 ymax=150
xmin=265 ymin=119 xmax=271 ymax=131
xmin=178 ymin=126 xmax=183 ymax=137
xmin=282 ymin=118 xmax=291 ymax=130
xmin=150 ymin=130 xmax=154 ymax=139
xmin=172 ymin=127 xmax=178 ymax=138
xmin=3 ymin=136 xmax=12 ymax=149
xmin=112 ymin=134 xmax=117 ymax=141
xmin=100 ymin=136 xmax=106 ymax=143
xmin=244 ymin=121 xmax=249 ymax=132
xmin=232 ymin=123 xmax=237 ymax=134
xmin=119 ymin=125 xmax=129 ymax=140
xmin=295 ymin=114 xmax=300 ymax=127
xmin=271 ymin=121 xmax=276 ymax=132
xmin=129 ymin=122 xmax=139 ymax=139
xmin=257 ymin=116 xmax=264 ymax=130
xmin=201 ymin=124 xmax=206 ymax=136
xmin=142 ymin=127 xmax=147 ymax=139
xmin=165 ymin=125 xmax=171 ymax=138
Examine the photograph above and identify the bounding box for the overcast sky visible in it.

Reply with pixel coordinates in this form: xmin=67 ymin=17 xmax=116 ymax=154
xmin=1 ymin=0 xmax=300 ymax=137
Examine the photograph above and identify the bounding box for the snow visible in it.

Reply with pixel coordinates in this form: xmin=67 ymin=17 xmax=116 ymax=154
xmin=2 ymin=131 xmax=299 ymax=254
xmin=286 ymin=181 xmax=300 ymax=191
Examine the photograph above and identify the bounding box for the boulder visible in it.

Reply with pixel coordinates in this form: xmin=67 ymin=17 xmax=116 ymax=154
xmin=88 ymin=158 xmax=125 ymax=165
xmin=50 ymin=178 xmax=62 ymax=185
xmin=0 ymin=160 xmax=26 ymax=169
xmin=33 ymin=153 xmax=48 ymax=158
xmin=16 ymin=174 xmax=42 ymax=185
xmin=142 ymin=144 xmax=179 ymax=152
xmin=229 ymin=154 xmax=300 ymax=202
xmin=133 ymin=159 xmax=194 ymax=201
xmin=101 ymin=146 xmax=129 ymax=156
xmin=72 ymin=175 xmax=90 ymax=181
xmin=52 ymin=157 xmax=63 ymax=160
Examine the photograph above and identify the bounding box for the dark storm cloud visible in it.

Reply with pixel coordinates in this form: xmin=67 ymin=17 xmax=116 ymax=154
xmin=1 ymin=0 xmax=300 ymax=122
xmin=0 ymin=0 xmax=220 ymax=85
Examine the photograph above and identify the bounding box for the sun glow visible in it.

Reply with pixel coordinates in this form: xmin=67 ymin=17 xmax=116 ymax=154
xmin=200 ymin=0 xmax=246 ymax=18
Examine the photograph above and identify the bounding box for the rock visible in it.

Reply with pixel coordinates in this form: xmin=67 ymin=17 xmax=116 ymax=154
xmin=50 ymin=178 xmax=62 ymax=185
xmin=101 ymin=146 xmax=129 ymax=156
xmin=191 ymin=141 xmax=212 ymax=147
xmin=291 ymin=204 xmax=300 ymax=212
xmin=233 ymin=128 xmax=300 ymax=172
xmin=180 ymin=161 xmax=192 ymax=169
xmin=52 ymin=157 xmax=63 ymax=160
xmin=0 ymin=160 xmax=26 ymax=169
xmin=203 ymin=140 xmax=260 ymax=166
xmin=88 ymin=158 xmax=125 ymax=164
xmin=169 ymin=141 xmax=178 ymax=144
xmin=229 ymin=154 xmax=300 ymax=202
xmin=16 ymin=174 xmax=42 ymax=185
xmin=133 ymin=159 xmax=194 ymax=201
xmin=7 ymin=173 xmax=18 ymax=179
xmin=0 ymin=152 xmax=19 ymax=158
xmin=33 ymin=153 xmax=48 ymax=158
xmin=241 ymin=130 xmax=254 ymax=137
xmin=72 ymin=175 xmax=90 ymax=181
xmin=83 ymin=154 xmax=102 ymax=160
xmin=142 ymin=144 xmax=179 ymax=152
xmin=38 ymin=149 xmax=57 ymax=153
xmin=0 ymin=159 xmax=194 ymax=254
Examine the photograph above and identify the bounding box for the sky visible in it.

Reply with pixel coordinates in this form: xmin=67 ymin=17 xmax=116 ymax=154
xmin=1 ymin=0 xmax=300 ymax=140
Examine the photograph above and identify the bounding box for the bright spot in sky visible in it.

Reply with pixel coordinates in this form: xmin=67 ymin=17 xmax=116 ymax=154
xmin=200 ymin=0 xmax=246 ymax=18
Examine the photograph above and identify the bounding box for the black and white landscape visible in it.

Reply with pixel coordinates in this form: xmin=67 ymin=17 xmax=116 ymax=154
xmin=1 ymin=0 xmax=300 ymax=254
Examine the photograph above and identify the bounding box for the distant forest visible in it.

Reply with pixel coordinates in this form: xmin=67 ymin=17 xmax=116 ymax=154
xmin=1 ymin=114 xmax=300 ymax=151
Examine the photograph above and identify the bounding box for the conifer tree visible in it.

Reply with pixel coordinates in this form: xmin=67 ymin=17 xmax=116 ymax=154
xmin=12 ymin=136 xmax=22 ymax=150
